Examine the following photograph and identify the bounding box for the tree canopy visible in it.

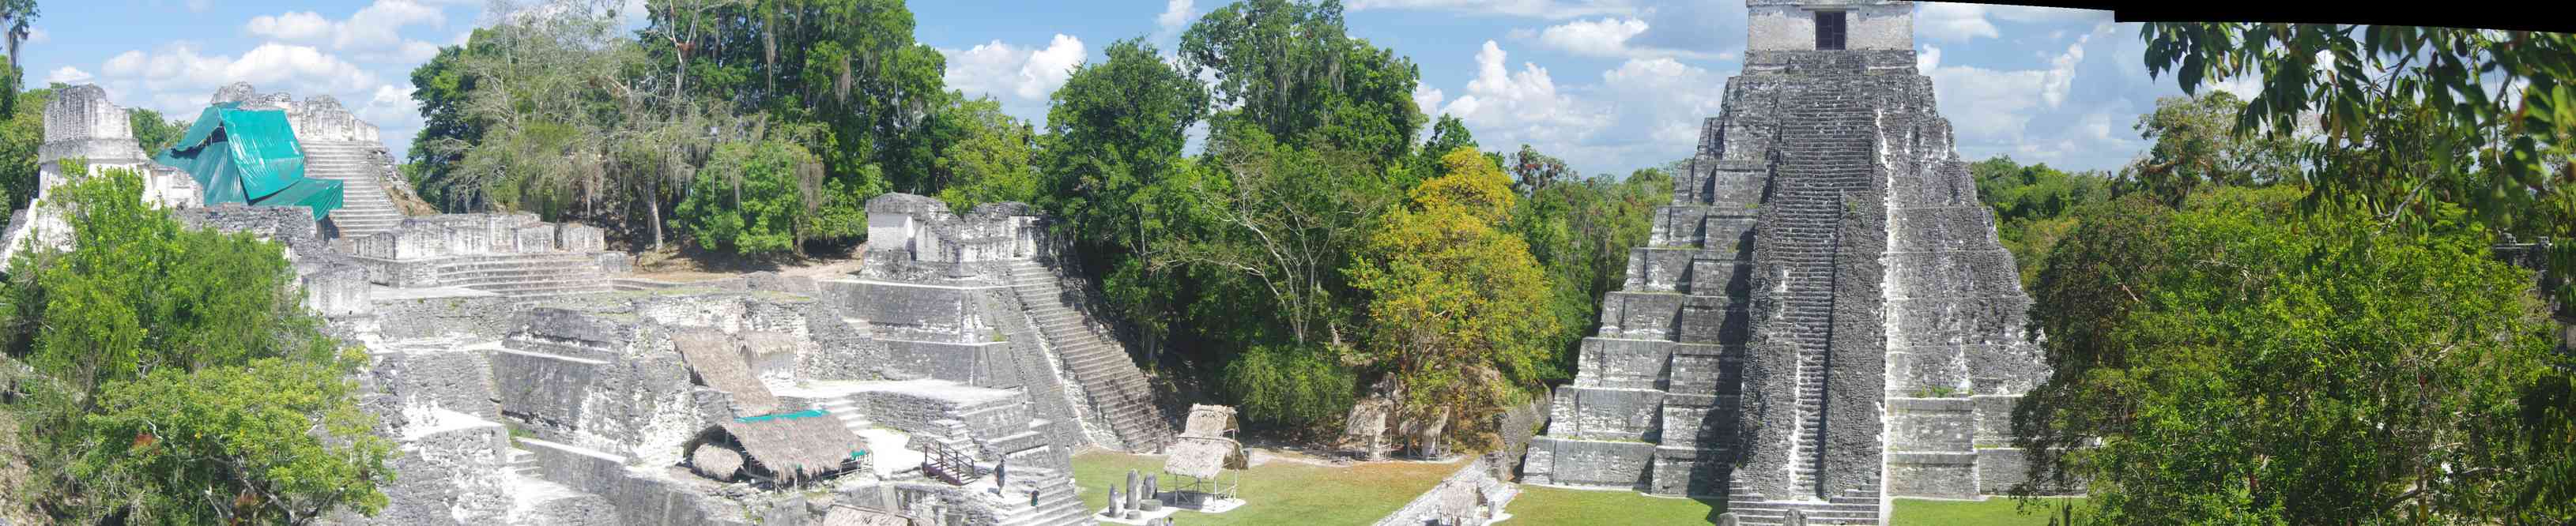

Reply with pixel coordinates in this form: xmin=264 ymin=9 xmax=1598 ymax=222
xmin=1345 ymin=148 xmax=1557 ymax=452
xmin=2142 ymin=24 xmax=2574 ymax=299
xmin=1971 ymin=156 xmax=2112 ymax=286
xmin=2013 ymin=187 xmax=2561 ymax=523
xmin=2 ymin=167 xmax=390 ymax=524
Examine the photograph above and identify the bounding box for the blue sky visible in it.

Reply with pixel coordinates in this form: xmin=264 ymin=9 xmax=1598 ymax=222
xmin=21 ymin=1 xmax=2238 ymax=178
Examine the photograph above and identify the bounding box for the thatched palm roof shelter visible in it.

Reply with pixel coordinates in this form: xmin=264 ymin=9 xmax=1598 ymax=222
xmin=1181 ymin=404 xmax=1237 ymax=438
xmin=675 ymin=328 xmax=781 ymax=415
xmin=686 ymin=410 xmax=866 ymax=486
xmin=1164 ymin=436 xmax=1245 ymax=479
xmin=1164 ymin=404 xmax=1246 ymax=499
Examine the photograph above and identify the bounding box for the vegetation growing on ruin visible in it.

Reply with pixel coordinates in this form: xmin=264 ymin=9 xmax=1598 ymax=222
xmin=0 ymin=167 xmax=390 ymax=523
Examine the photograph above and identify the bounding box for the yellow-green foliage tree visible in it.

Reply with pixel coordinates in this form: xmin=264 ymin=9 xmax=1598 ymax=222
xmin=1346 ymin=148 xmax=1557 ymax=453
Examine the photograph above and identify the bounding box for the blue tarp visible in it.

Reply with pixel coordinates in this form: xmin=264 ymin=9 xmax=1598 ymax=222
xmin=153 ymin=103 xmax=342 ymax=219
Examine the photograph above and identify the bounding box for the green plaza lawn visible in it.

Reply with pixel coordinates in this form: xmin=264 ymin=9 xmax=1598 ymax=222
xmin=1072 ymin=449 xmax=1461 ymax=525
xmin=1502 ymin=485 xmax=1724 ymax=524
xmin=1076 ymin=448 xmax=2081 ymax=525
xmin=1505 ymin=490 xmax=2084 ymax=525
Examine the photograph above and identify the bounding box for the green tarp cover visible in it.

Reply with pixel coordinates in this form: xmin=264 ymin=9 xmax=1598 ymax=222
xmin=154 ymin=103 xmax=341 ymax=219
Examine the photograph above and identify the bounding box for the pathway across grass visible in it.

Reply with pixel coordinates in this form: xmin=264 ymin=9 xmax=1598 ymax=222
xmin=1072 ymin=449 xmax=1460 ymax=526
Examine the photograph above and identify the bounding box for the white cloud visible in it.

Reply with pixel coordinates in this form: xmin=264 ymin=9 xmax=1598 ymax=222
xmin=356 ymin=85 xmax=423 ymax=131
xmin=1919 ymin=32 xmax=2089 ymax=156
xmin=1412 ymin=85 xmax=1446 ymax=120
xmin=1916 ymin=3 xmax=2109 ymax=42
xmin=1435 ymin=41 xmax=1615 ymax=163
xmin=186 ymin=0 xmax=211 ymax=13
xmin=338 ymin=0 xmax=446 ymax=49
xmin=44 ymin=66 xmax=92 ymax=85
xmin=1535 ymin=17 xmax=1647 ymax=57
xmin=1347 ymin=0 xmax=1635 ymax=19
xmin=244 ymin=0 xmax=446 ymax=51
xmin=246 ymin=11 xmax=335 ymax=41
xmin=99 ymin=43 xmax=382 ymax=115
xmin=361 ymin=40 xmax=444 ymax=64
xmin=1156 ymin=0 xmax=1197 ymax=38
xmin=1917 ymin=3 xmax=2000 ymax=42
xmin=1525 ymin=17 xmax=1727 ymax=62
xmin=1597 ymin=57 xmax=1726 ymax=148
xmin=941 ymin=35 xmax=1088 ymax=102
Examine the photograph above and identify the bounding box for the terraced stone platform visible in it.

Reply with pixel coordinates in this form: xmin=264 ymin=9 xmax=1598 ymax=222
xmin=1520 ymin=2 xmax=2061 ymax=524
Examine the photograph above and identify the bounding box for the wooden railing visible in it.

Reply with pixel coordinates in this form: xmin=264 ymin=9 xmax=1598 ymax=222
xmin=919 ymin=440 xmax=980 ymax=485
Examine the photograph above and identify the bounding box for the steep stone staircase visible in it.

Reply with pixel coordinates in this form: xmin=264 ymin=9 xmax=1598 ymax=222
xmin=1780 ymin=84 xmax=1876 ymax=502
xmin=300 ymin=140 xmax=405 ymax=239
xmin=991 ymin=468 xmax=1091 ymax=526
xmin=501 ymin=447 xmax=539 ymax=479
xmin=429 ymin=252 xmax=613 ymax=298
xmin=1726 ymin=78 xmax=1886 ymax=525
xmin=815 ymin=396 xmax=876 ymax=435
xmin=1003 ymin=258 xmax=1171 ymax=453
xmin=1727 ymin=483 xmax=1884 ymax=525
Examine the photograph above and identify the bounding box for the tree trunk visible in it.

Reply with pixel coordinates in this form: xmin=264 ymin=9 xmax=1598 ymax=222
xmin=648 ymin=180 xmax=665 ymax=251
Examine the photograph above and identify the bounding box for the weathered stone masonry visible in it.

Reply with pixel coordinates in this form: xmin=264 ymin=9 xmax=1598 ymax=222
xmin=1522 ymin=2 xmax=2062 ymax=524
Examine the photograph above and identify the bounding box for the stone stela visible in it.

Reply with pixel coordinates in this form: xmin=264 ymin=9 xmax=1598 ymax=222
xmin=1518 ymin=1 xmax=2075 ymax=524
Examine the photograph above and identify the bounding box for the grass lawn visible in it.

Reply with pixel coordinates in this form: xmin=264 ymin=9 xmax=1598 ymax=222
xmin=1503 ymin=486 xmax=1724 ymax=524
xmin=1073 ymin=449 xmax=1461 ymax=525
xmin=1890 ymin=497 xmax=2088 ymax=525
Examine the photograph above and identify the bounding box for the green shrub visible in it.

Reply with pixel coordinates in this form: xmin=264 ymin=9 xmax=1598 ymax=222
xmin=677 ymin=140 xmax=824 ymax=257
xmin=1220 ymin=344 xmax=1358 ymax=434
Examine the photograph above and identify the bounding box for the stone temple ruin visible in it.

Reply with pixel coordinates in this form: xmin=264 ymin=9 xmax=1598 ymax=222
xmin=15 ymin=84 xmax=1180 ymax=525
xmin=1518 ymin=1 xmax=2074 ymax=524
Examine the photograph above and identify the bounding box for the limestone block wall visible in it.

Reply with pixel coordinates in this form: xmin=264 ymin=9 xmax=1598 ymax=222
xmin=820 ymin=276 xmax=1094 ymax=451
xmin=1522 ymin=122 xmax=1763 ymax=497
xmin=288 ymin=95 xmax=383 ymax=144
xmin=352 ymin=213 xmax=593 ymax=261
xmin=492 ymin=308 xmax=710 ymax=468
xmin=339 ymin=411 xmax=511 ymax=526
xmin=1722 ymin=69 xmax=1906 ymax=501
xmin=1865 ymin=58 xmax=2054 ymax=500
xmin=823 ymin=280 xmax=997 ymax=344
xmin=862 ymin=193 xmax=1043 ymax=281
xmin=518 ymin=438 xmax=770 ymax=526
xmin=366 ymin=293 xmax=522 ymax=341
xmin=347 ymin=337 xmax=513 ymax=526
xmin=972 ymin=287 xmax=1100 ymax=450
xmin=1535 ymin=38 xmax=2063 ymax=505
xmin=1748 ymin=1 xmax=1913 ymax=52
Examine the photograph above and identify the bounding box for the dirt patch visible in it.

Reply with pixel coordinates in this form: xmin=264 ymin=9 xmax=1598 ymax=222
xmin=629 ymin=245 xmax=865 ymax=284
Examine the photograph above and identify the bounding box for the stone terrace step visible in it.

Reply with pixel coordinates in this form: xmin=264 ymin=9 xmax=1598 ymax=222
xmin=1005 ymin=259 xmax=1171 ymax=453
xmin=300 ymin=139 xmax=408 ymax=239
